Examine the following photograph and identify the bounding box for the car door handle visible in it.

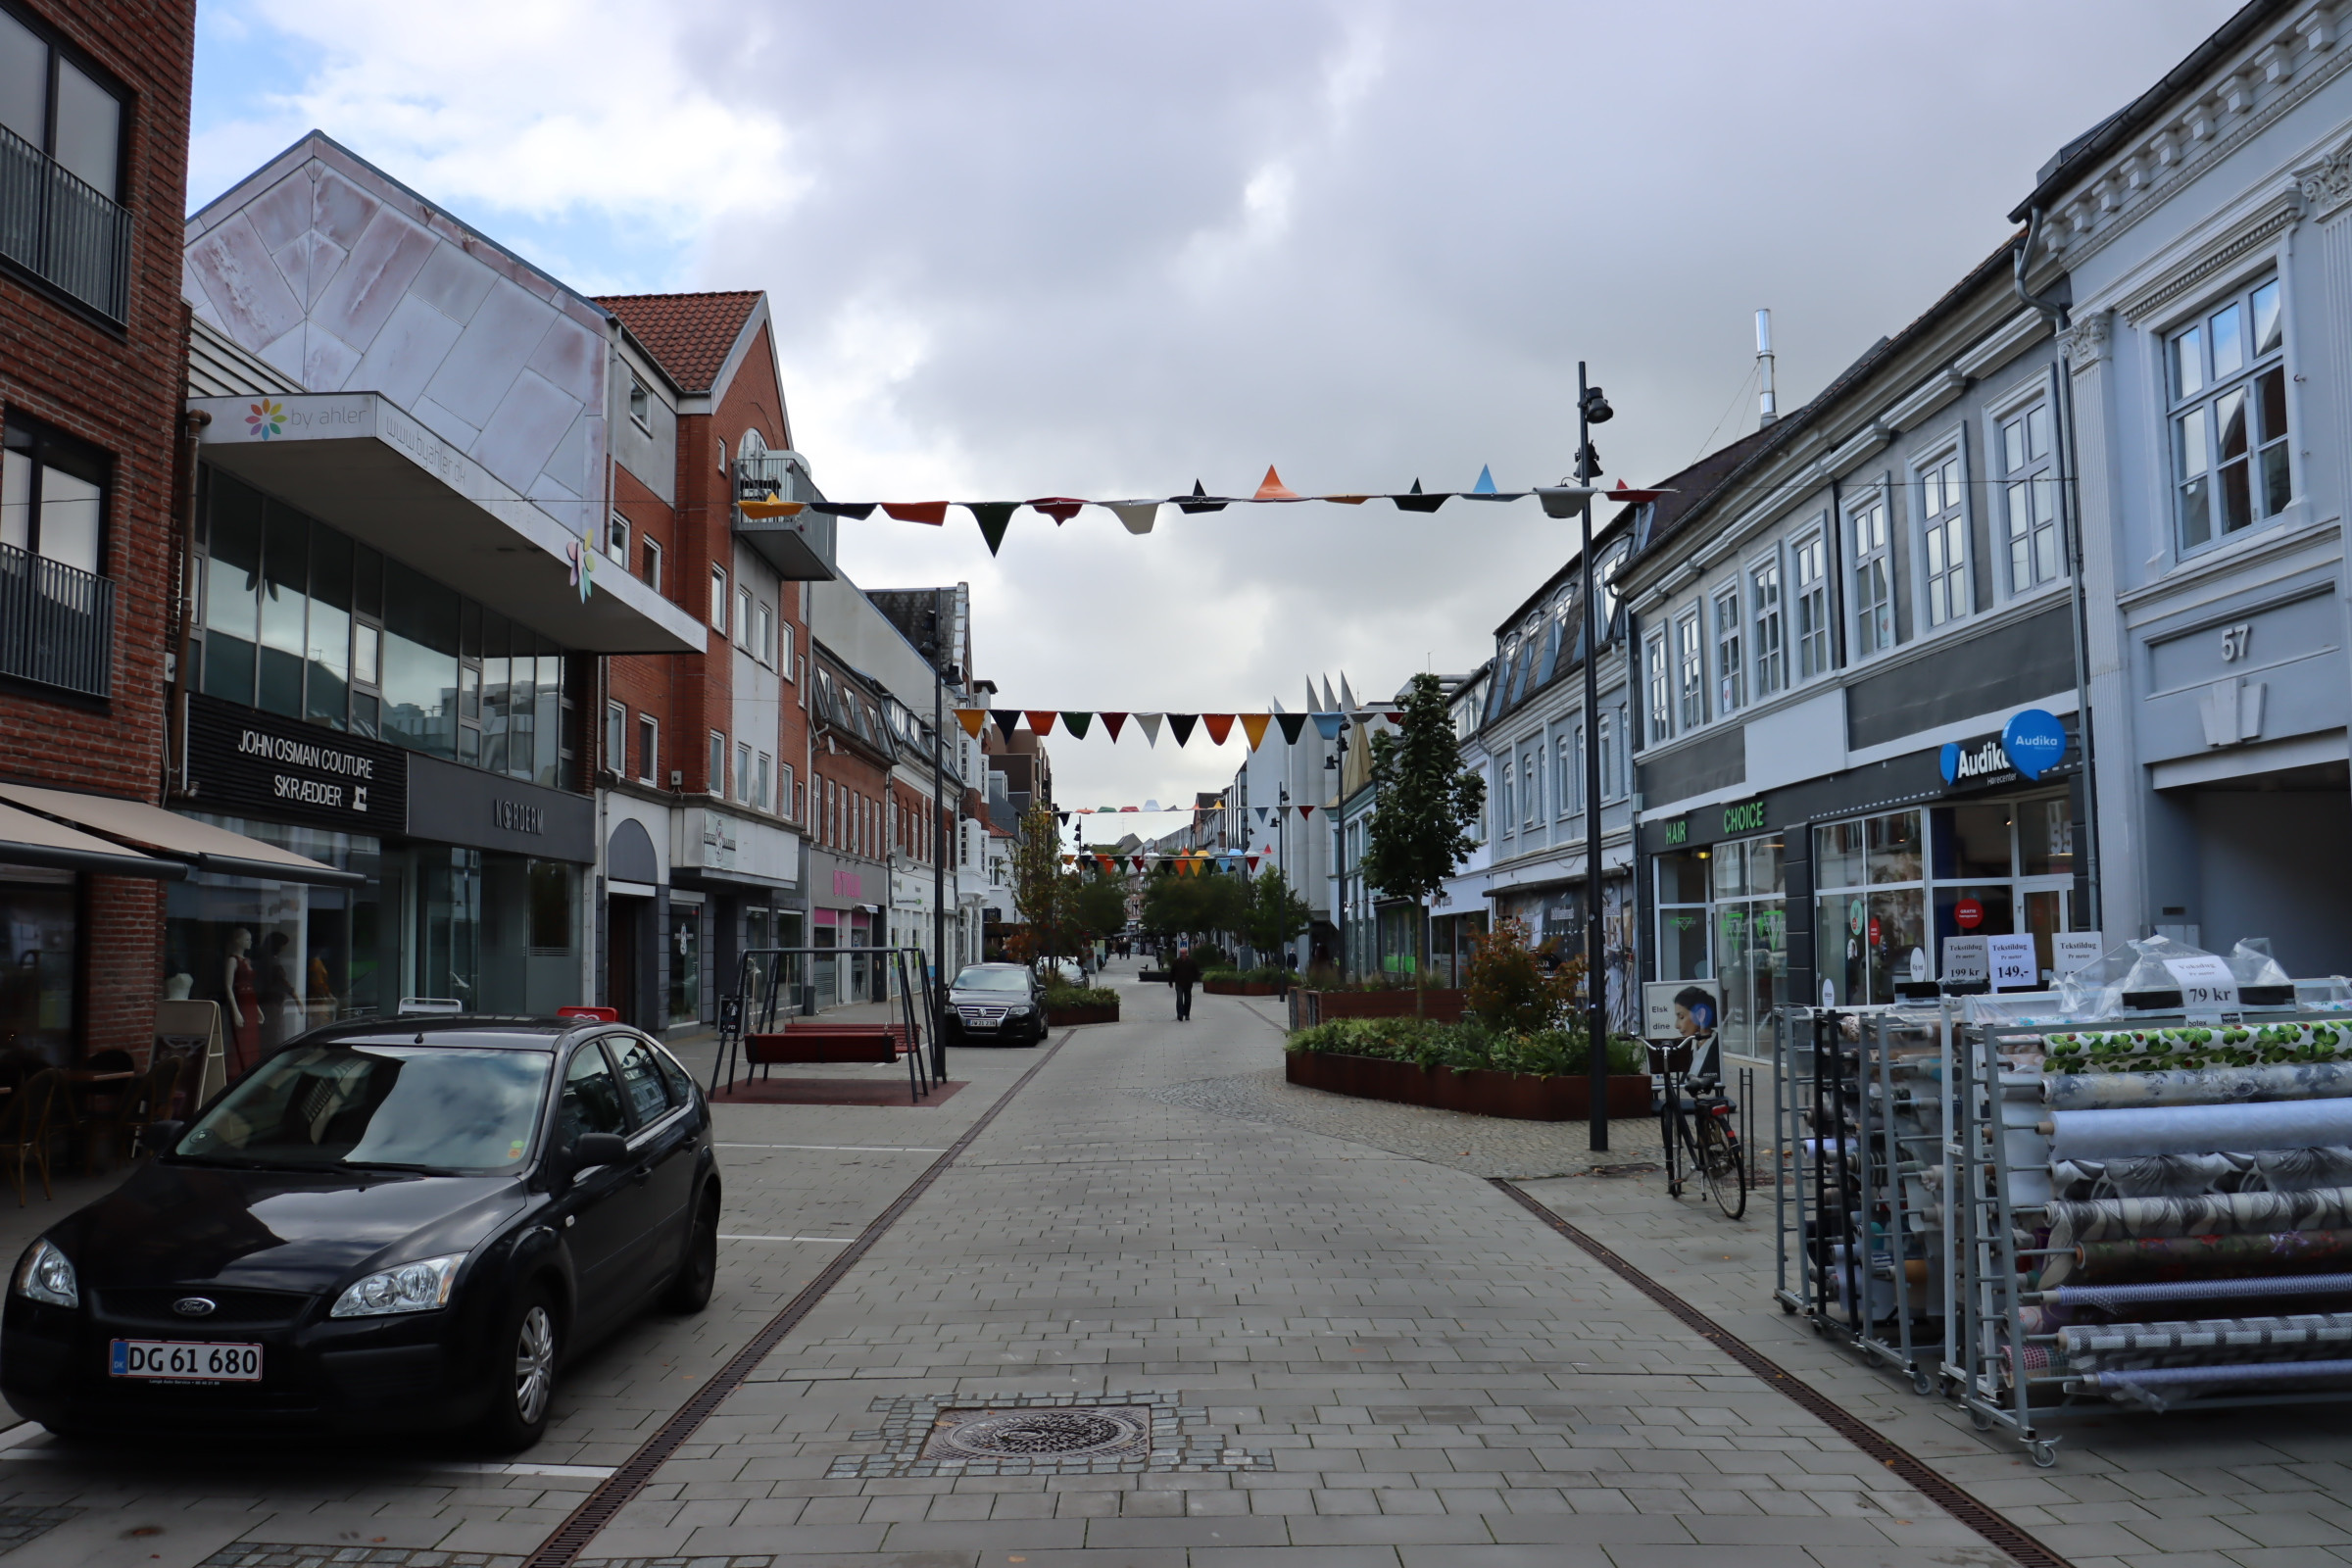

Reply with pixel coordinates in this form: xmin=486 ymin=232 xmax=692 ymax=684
xmin=630 ymin=1165 xmax=652 ymax=1185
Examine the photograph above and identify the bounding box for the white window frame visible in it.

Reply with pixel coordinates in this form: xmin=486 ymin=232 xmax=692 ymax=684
xmin=606 ymin=512 xmax=629 ymax=563
xmin=604 ymin=702 xmax=625 ymax=772
xmin=1554 ymin=731 xmax=1574 ymax=820
xmin=1792 ymin=522 xmax=1831 ymax=680
xmin=1711 ymin=584 xmax=1743 ymax=716
xmin=627 ymin=375 xmax=652 ymax=431
xmin=710 ymin=566 xmax=729 ymax=633
xmin=778 ymin=621 xmax=795 ymax=681
xmin=642 ymin=537 xmax=662 ymax=595
xmin=710 ymin=730 xmax=726 ymax=797
xmin=736 ymin=585 xmax=754 ymax=649
xmin=1674 ymin=610 xmax=1704 ymax=731
xmin=1914 ymin=441 xmax=1969 ymax=630
xmin=1750 ymin=551 xmax=1786 ymax=699
xmin=2167 ymin=272 xmax=2292 ymax=556
xmin=1522 ymin=747 xmax=1540 ymax=828
xmin=636 ymin=714 xmax=658 ymax=784
xmin=1643 ymin=631 xmax=1672 ymax=744
xmin=1496 ymin=758 xmax=1515 ymax=838
xmin=1597 ymin=710 xmax=1618 ymax=802
xmin=736 ymin=741 xmax=753 ymax=802
xmin=1992 ymin=381 xmax=2062 ymax=595
xmin=755 ymin=601 xmax=773 ymax=665
xmin=1848 ymin=489 xmax=1893 ymax=658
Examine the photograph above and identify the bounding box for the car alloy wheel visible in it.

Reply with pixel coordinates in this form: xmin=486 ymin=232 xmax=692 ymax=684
xmin=514 ymin=1303 xmax=556 ymax=1424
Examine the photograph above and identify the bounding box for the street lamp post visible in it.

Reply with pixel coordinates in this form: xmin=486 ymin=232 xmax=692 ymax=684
xmin=1577 ymin=363 xmax=1613 ymax=1153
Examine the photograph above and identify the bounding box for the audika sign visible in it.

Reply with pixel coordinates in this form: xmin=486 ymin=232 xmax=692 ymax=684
xmin=182 ymin=695 xmax=409 ymax=835
xmin=1938 ymin=708 xmax=2070 ymax=791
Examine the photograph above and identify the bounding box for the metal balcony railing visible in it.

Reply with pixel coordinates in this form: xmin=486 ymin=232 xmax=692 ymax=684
xmin=0 ymin=122 xmax=130 ymax=322
xmin=0 ymin=538 xmax=114 ymax=697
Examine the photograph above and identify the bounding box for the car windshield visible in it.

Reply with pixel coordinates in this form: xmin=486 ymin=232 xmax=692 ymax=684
xmin=953 ymin=967 xmax=1028 ymax=992
xmin=173 ymin=1043 xmax=552 ymax=1175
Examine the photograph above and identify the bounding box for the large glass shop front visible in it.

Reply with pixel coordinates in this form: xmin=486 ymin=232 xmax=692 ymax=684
xmin=1654 ymin=833 xmax=1788 ymax=1058
xmin=1813 ymin=791 xmax=2076 ymax=1006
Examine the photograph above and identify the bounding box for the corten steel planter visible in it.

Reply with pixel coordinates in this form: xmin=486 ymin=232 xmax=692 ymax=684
xmin=1300 ymin=989 xmax=1467 ymax=1025
xmin=1047 ymin=1004 xmax=1120 ymax=1026
xmin=1202 ymin=979 xmax=1279 ymax=996
xmin=1284 ymin=1049 xmax=1650 ymax=1121
xmin=746 ymin=1031 xmax=900 ymax=1064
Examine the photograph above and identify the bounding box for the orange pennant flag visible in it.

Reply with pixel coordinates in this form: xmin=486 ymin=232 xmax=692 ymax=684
xmin=1025 ymin=710 xmax=1058 ymax=737
xmin=1252 ymin=465 xmax=1301 ymax=502
xmin=1239 ymin=712 xmax=1271 ymax=749
xmin=739 ymin=498 xmax=807 ymax=518
xmin=953 ymin=708 xmax=988 ymax=739
xmin=881 ymin=501 xmax=950 ymax=524
xmin=1200 ymin=713 xmax=1235 ymax=745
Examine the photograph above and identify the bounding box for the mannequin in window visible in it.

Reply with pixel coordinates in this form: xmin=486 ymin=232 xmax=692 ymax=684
xmin=224 ymin=927 xmax=261 ymax=1071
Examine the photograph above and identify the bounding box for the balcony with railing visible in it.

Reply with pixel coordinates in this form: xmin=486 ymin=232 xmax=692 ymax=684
xmin=0 ymin=122 xmax=129 ymax=323
xmin=0 ymin=538 xmax=114 ymax=697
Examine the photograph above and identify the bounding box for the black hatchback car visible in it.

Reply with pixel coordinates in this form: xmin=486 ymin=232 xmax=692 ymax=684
xmin=943 ymin=963 xmax=1049 ymax=1047
xmin=2 ymin=1019 xmax=720 ymax=1448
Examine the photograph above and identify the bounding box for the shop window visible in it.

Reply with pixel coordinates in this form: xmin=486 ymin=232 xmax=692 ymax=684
xmin=2172 ymin=276 xmax=2289 ymax=551
xmin=528 ymin=860 xmax=574 ymax=955
xmin=306 ymin=524 xmax=353 ymax=731
xmin=164 ymin=818 xmax=384 ymax=1044
xmin=1750 ymin=557 xmax=1785 ymax=698
xmin=1918 ymin=451 xmax=1967 ymax=627
xmin=1849 ymin=495 xmax=1893 ymax=656
xmin=636 ymin=714 xmax=658 ymax=784
xmin=1654 ymin=849 xmax=1712 ymax=984
xmin=1674 ymin=611 xmax=1704 ymax=731
xmin=1712 ymin=585 xmax=1743 ymax=715
xmin=668 ymin=905 xmax=702 ymax=1026
xmin=381 ymin=560 xmax=460 ymax=759
xmin=1999 ymin=400 xmax=2060 ymax=590
xmin=202 ymin=472 xmax=263 ymax=704
xmin=1792 ymin=526 xmax=1831 ymax=679
xmin=0 ymin=869 xmax=74 ymax=1063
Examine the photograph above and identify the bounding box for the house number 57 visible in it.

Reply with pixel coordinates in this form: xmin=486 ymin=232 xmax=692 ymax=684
xmin=2220 ymin=623 xmax=2252 ymax=662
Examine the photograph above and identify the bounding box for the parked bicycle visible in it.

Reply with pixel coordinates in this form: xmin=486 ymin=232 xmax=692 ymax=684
xmin=1662 ymin=1068 xmax=1747 ymax=1218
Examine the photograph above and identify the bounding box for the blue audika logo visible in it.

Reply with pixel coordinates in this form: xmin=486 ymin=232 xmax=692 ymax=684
xmin=2002 ymin=708 xmax=2068 ymax=780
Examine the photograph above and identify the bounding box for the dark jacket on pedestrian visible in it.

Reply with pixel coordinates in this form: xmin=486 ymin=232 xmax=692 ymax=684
xmin=1168 ymin=953 xmax=1201 ymax=988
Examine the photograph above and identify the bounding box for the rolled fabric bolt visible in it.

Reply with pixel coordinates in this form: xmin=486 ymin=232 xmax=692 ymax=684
xmin=2070 ymin=1228 xmax=2352 ymax=1285
xmin=2057 ymin=1312 xmax=2352 ymax=1370
xmin=2097 ymin=1357 xmax=2352 ymax=1390
xmin=2043 ymin=1272 xmax=2352 ymax=1311
xmin=2049 ymin=1101 xmax=2352 ymax=1162
xmin=2045 ymin=1062 xmax=2352 ymax=1112
xmin=2038 ymin=1187 xmax=2352 ymax=1289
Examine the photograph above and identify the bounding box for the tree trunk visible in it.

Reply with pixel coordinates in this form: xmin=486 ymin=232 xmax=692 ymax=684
xmin=1414 ymin=898 xmax=1427 ymax=1017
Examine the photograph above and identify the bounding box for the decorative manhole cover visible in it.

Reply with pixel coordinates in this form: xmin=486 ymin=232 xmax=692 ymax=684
xmin=922 ymin=1404 xmax=1152 ymax=1461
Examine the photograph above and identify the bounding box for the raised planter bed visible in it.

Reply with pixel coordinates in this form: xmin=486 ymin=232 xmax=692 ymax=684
xmin=1297 ymin=989 xmax=1466 ymax=1025
xmin=1048 ymin=1003 xmax=1120 ymax=1026
xmin=1202 ymin=978 xmax=1279 ymax=996
xmin=746 ymin=1030 xmax=901 ymax=1065
xmin=1139 ymin=968 xmax=1169 ymax=983
xmin=1285 ymin=1049 xmax=1650 ymax=1121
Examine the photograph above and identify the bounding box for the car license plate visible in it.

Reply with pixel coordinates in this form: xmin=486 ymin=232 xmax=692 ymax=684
xmin=109 ymin=1339 xmax=263 ymax=1382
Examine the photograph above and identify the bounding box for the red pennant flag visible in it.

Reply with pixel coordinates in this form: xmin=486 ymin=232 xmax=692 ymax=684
xmin=1099 ymin=711 xmax=1129 ymax=741
xmin=1247 ymin=855 xmax=1259 ymax=870
xmin=1385 ymin=711 xmax=1403 ymax=724
xmin=1132 ymin=857 xmax=1145 ymax=870
xmin=1298 ymin=804 xmax=1315 ymax=819
xmin=1025 ymin=710 xmax=1058 ymax=737
xmin=881 ymin=501 xmax=950 ymax=524
xmin=1027 ymin=497 xmax=1086 ymax=523
xmin=1201 ymin=713 xmax=1235 ymax=745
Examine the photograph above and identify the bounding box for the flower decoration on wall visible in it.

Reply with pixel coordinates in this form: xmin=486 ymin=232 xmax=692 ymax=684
xmin=245 ymin=399 xmax=286 ymax=439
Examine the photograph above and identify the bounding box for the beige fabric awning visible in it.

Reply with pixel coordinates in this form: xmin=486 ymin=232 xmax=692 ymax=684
xmin=0 ymin=784 xmax=361 ymax=887
xmin=0 ymin=800 xmax=185 ymax=880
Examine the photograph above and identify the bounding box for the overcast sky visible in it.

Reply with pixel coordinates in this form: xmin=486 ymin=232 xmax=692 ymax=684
xmin=190 ymin=0 xmax=2237 ymax=822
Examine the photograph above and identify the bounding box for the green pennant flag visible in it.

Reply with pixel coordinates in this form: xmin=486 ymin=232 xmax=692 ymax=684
xmin=964 ymin=501 xmax=1017 ymax=556
xmin=1061 ymin=711 xmax=1094 ymax=739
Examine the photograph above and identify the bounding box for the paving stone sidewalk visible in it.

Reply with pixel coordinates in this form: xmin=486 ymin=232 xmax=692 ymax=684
xmin=573 ymin=987 xmax=1996 ymax=1566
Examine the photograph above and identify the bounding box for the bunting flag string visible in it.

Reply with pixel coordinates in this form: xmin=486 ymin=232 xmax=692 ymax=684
xmin=735 ymin=466 xmax=1620 ymax=555
xmin=952 ymin=706 xmax=1405 ymax=748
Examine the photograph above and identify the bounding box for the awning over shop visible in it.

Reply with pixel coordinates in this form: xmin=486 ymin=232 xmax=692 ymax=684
xmin=0 ymin=801 xmax=184 ymax=879
xmin=188 ymin=393 xmax=707 ymax=656
xmin=0 ymin=784 xmax=361 ymax=887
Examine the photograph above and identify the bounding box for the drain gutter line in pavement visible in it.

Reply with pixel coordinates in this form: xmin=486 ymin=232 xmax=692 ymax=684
xmin=1492 ymin=1178 xmax=2076 ymax=1568
xmin=521 ymin=1030 xmax=1078 ymax=1568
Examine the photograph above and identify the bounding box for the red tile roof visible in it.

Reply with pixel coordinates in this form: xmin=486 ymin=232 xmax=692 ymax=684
xmin=594 ymin=290 xmax=761 ymax=393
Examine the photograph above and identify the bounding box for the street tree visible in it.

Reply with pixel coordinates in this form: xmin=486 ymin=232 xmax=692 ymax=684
xmin=1009 ymin=803 xmax=1074 ymax=961
xmin=1362 ymin=671 xmax=1487 ymax=1012
xmin=1245 ymin=867 xmax=1312 ymax=961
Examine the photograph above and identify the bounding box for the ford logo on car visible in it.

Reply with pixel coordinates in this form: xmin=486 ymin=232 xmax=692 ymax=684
xmin=172 ymin=1298 xmax=217 ymax=1318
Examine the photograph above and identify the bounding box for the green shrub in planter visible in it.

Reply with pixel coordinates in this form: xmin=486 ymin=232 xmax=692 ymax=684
xmin=1046 ymin=985 xmax=1119 ymax=1008
xmin=1286 ymin=1016 xmax=1645 ymax=1077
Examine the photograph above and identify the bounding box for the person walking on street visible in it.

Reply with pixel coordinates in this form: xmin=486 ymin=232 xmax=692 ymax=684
xmin=1169 ymin=945 xmax=1201 ymax=1022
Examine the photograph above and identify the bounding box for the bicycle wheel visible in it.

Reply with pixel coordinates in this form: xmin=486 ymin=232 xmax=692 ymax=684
xmin=1671 ymin=1108 xmax=1707 ymax=1201
xmin=1696 ymin=1113 xmax=1748 ymax=1219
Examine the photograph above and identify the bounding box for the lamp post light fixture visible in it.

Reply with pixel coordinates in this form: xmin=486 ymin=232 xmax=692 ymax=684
xmin=1576 ymin=366 xmax=1611 ymax=1152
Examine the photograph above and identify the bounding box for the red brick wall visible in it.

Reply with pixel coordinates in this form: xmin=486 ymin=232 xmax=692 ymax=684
xmin=0 ymin=0 xmax=197 ymax=1060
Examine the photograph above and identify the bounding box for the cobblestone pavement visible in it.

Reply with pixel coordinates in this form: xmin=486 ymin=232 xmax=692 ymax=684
xmin=564 ymin=979 xmax=1999 ymax=1567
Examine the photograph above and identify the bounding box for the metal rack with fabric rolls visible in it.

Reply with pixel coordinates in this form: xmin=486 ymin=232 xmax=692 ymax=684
xmin=1944 ymin=992 xmax=2352 ymax=1466
xmin=1772 ymin=1005 xmax=1948 ymax=1393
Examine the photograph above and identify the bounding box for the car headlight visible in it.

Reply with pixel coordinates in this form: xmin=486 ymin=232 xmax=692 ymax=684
xmin=13 ymin=1239 xmax=75 ymax=1308
xmin=329 ymin=1253 xmax=464 ymax=1318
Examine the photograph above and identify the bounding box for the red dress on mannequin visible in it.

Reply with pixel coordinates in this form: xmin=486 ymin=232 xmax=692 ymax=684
xmin=230 ymin=954 xmax=261 ymax=1073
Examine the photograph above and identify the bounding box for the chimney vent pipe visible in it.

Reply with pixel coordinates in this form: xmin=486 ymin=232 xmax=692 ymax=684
xmin=1756 ymin=309 xmax=1778 ymax=428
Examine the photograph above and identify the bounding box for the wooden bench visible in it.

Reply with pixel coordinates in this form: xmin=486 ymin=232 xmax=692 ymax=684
xmin=743 ymin=1022 xmax=911 ymax=1066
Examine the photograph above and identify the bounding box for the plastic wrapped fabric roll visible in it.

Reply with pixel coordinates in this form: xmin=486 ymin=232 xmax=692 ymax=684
xmin=2037 ymin=1188 xmax=2352 ymax=1288
xmin=2049 ymin=1152 xmax=2251 ymax=1201
xmin=2255 ymin=1148 xmax=2352 ymax=1191
xmin=2045 ymin=1272 xmax=2352 ymax=1312
xmin=2056 ymin=1312 xmax=2352 ymax=1369
xmin=2096 ymin=1357 xmax=2352 ymax=1391
xmin=2045 ymin=1062 xmax=2352 ymax=1111
xmin=2069 ymin=1229 xmax=2352 ymax=1284
xmin=2051 ymin=1102 xmax=2352 ymax=1161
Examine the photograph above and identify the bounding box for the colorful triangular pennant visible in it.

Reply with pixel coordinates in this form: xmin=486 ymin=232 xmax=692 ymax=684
xmin=965 ymin=501 xmax=1016 ymax=556
xmin=1177 ymin=479 xmax=1227 ymax=514
xmin=1311 ymin=712 xmax=1345 ymax=740
xmin=1253 ymin=465 xmax=1302 ymax=502
xmin=1025 ymin=710 xmax=1058 ymax=737
xmin=1100 ymin=711 xmax=1129 ymax=742
xmin=1062 ymin=711 xmax=1093 ymax=739
xmin=954 ymin=708 xmax=988 ymax=739
xmin=1275 ymin=711 xmax=1308 ymax=746
xmin=1298 ymin=804 xmax=1316 ymax=819
xmin=1028 ymin=497 xmax=1085 ymax=523
xmin=991 ymin=710 xmax=1022 ymax=743
xmin=1394 ymin=478 xmax=1446 ymax=514
xmin=1239 ymin=712 xmax=1271 ymax=749
xmin=1200 ymin=713 xmax=1234 ymax=745
xmin=881 ymin=501 xmax=949 ymax=525
xmin=1137 ymin=713 xmax=1163 ymax=747
xmin=1166 ymin=713 xmax=1198 ymax=747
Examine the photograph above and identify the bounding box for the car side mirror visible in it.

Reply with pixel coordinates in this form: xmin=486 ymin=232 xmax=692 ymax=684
xmin=569 ymin=1132 xmax=628 ymax=1173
